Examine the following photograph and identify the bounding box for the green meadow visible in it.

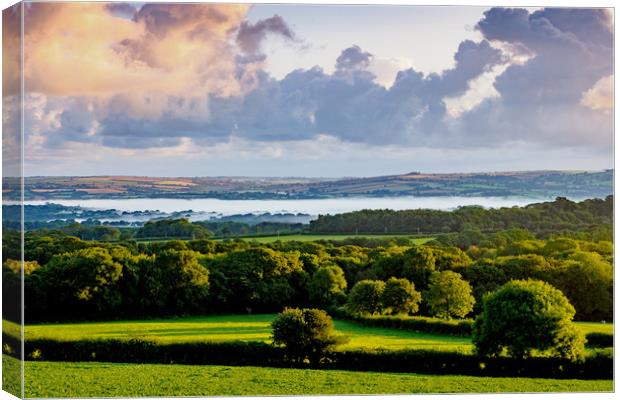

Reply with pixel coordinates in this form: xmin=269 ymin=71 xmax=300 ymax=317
xmin=5 ymin=355 xmax=610 ymax=397
xmin=8 ymin=314 xmax=471 ymax=352
xmin=574 ymin=322 xmax=614 ymax=335
xmin=6 ymin=314 xmax=611 ymax=354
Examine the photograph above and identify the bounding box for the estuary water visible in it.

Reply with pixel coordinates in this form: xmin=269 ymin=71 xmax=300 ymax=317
xmin=22 ymin=196 xmax=553 ymax=218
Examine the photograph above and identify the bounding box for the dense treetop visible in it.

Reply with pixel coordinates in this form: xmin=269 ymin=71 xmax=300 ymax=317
xmin=309 ymin=196 xmax=612 ymax=236
xmin=2 ymin=196 xmax=613 ymax=324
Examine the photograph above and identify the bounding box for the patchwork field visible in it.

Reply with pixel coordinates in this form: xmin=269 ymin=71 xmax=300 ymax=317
xmin=2 ymin=356 xmax=610 ymax=397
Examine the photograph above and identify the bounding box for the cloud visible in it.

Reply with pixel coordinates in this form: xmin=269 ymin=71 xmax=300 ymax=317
xmin=20 ymin=2 xmax=283 ymax=152
xmin=581 ymin=75 xmax=613 ymax=111
xmin=23 ymin=3 xmax=250 ymax=98
xmin=477 ymin=8 xmax=612 ymax=104
xmin=462 ymin=7 xmax=613 ymax=148
xmin=2 ymin=5 xmax=22 ymax=97
xmin=367 ymin=56 xmax=415 ymax=88
xmin=444 ymin=64 xmax=508 ymax=118
xmin=104 ymin=3 xmax=137 ymax=20
xmin=236 ymin=15 xmax=297 ymax=58
xmin=336 ymin=45 xmax=373 ymax=71
xmin=20 ymin=5 xmax=613 ymax=171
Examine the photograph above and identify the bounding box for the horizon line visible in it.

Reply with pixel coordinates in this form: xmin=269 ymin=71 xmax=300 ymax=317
xmin=12 ymin=168 xmax=614 ymax=180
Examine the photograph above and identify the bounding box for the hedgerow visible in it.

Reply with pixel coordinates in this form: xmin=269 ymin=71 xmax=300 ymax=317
xmin=4 ymin=334 xmax=610 ymax=380
xmin=585 ymin=332 xmax=613 ymax=348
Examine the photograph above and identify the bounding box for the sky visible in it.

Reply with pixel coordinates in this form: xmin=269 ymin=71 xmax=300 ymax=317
xmin=2 ymin=3 xmax=614 ymax=177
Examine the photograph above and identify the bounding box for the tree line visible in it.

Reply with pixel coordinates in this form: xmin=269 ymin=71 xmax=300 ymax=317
xmin=308 ymin=196 xmax=612 ymax=236
xmin=2 ymin=220 xmax=612 ymax=323
xmin=4 ymin=218 xmax=306 ymax=242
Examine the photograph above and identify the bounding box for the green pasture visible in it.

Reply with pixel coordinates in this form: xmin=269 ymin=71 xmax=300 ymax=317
xmin=4 ymin=356 xmax=610 ymax=397
xmin=574 ymin=322 xmax=614 ymax=335
xmin=5 ymin=314 xmax=611 ymax=354
xmin=7 ymin=315 xmax=471 ymax=352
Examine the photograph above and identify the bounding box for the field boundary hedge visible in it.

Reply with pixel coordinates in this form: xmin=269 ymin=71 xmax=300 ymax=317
xmin=3 ymin=334 xmax=611 ymax=380
xmin=585 ymin=332 xmax=614 ymax=348
xmin=331 ymin=310 xmax=473 ymax=336
xmin=333 ymin=312 xmax=615 ymax=346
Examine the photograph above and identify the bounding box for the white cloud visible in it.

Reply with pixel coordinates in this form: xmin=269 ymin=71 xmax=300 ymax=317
xmin=581 ymin=75 xmax=613 ymax=111
xmin=444 ymin=63 xmax=507 ymax=118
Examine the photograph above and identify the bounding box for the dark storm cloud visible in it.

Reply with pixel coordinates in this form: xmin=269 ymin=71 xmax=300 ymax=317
xmin=104 ymin=3 xmax=138 ymax=20
xmin=336 ymin=45 xmax=373 ymax=71
xmin=236 ymin=15 xmax=297 ymax=57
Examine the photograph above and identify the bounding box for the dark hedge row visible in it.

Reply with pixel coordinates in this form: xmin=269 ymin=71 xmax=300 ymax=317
xmin=3 ymin=335 xmax=284 ymax=366
xmin=333 ymin=313 xmax=614 ymax=346
xmin=330 ymin=309 xmax=473 ymax=336
xmin=585 ymin=332 xmax=614 ymax=348
xmin=327 ymin=348 xmax=612 ymax=379
xmin=4 ymin=335 xmax=611 ymax=380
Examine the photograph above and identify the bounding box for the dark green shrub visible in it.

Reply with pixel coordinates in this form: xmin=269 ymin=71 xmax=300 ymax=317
xmin=271 ymin=308 xmax=348 ymax=364
xmin=473 ymin=279 xmax=585 ymax=361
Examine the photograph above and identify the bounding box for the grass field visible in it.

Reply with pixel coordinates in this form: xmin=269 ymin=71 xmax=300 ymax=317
xmin=2 ymin=355 xmax=21 ymax=397
xmin=6 ymin=315 xmax=471 ymax=352
xmin=4 ymin=356 xmax=609 ymax=397
xmin=221 ymin=234 xmax=434 ymax=244
xmin=5 ymin=314 xmax=611 ymax=354
xmin=574 ymin=322 xmax=614 ymax=335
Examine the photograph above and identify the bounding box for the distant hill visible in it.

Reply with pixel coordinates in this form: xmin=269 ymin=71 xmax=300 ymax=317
xmin=4 ymin=169 xmax=613 ymax=200
xmin=293 ymin=170 xmax=613 ymax=199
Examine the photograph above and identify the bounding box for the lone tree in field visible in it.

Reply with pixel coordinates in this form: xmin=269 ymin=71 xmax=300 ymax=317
xmin=473 ymin=279 xmax=585 ymax=361
xmin=345 ymin=280 xmax=385 ymax=315
xmin=425 ymin=271 xmax=475 ymax=319
xmin=271 ymin=308 xmax=348 ymax=364
xmin=380 ymin=277 xmax=422 ymax=315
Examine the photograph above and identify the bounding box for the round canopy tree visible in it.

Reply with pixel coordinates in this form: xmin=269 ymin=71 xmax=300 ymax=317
xmin=309 ymin=265 xmax=348 ymax=309
xmin=34 ymin=247 xmax=123 ymax=319
xmin=271 ymin=308 xmax=347 ymax=364
xmin=345 ymin=280 xmax=385 ymax=315
xmin=380 ymin=277 xmax=422 ymax=315
xmin=473 ymin=279 xmax=585 ymax=361
xmin=425 ymin=271 xmax=475 ymax=319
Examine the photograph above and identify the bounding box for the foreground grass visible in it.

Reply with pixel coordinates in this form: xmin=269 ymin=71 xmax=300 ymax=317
xmin=231 ymin=234 xmax=433 ymax=244
xmin=2 ymin=354 xmax=21 ymax=397
xmin=9 ymin=314 xmax=471 ymax=352
xmin=8 ymin=356 xmax=609 ymax=397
